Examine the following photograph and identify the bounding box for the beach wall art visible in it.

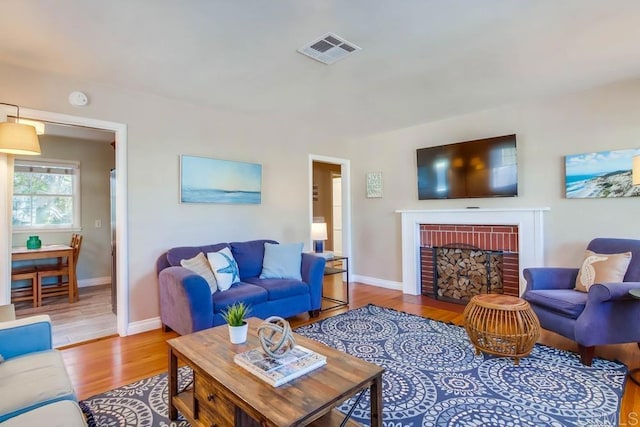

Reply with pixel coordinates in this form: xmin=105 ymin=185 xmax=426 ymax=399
xmin=180 ymin=155 xmax=262 ymax=204
xmin=565 ymin=148 xmax=640 ymax=198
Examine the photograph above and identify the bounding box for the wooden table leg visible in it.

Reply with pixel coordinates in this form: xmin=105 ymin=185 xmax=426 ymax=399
xmin=370 ymin=374 xmax=383 ymax=427
xmin=69 ymin=251 xmax=76 ymax=303
xmin=168 ymin=349 xmax=178 ymax=420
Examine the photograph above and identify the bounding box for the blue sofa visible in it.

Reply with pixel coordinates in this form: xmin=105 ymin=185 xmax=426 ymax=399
xmin=157 ymin=239 xmax=326 ymax=335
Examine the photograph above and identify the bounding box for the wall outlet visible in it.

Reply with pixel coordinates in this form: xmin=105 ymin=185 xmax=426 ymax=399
xmin=95 ymin=219 xmax=102 ymax=228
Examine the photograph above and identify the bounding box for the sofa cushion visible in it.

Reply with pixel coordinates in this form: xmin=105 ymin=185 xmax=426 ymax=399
xmin=207 ymin=247 xmax=241 ymax=291
xmin=212 ymin=282 xmax=268 ymax=313
xmin=0 ymin=350 xmax=76 ymax=422
xmin=574 ymin=250 xmax=632 ymax=292
xmin=260 ymin=242 xmax=303 ymax=280
xmin=180 ymin=253 xmax=217 ymax=294
xmin=166 ymin=243 xmax=229 ymax=267
xmin=0 ymin=400 xmax=87 ymax=427
xmin=230 ymin=240 xmax=277 ymax=280
xmin=524 ymin=289 xmax=587 ymax=319
xmin=244 ymin=277 xmax=309 ymax=301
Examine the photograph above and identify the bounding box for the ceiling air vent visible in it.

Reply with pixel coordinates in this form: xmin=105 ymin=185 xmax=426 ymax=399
xmin=297 ymin=33 xmax=361 ymax=65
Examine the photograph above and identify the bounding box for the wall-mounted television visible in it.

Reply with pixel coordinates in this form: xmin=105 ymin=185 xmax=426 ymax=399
xmin=417 ymin=134 xmax=518 ymax=200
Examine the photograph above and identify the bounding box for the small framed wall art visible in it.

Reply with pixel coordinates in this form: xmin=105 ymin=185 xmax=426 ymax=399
xmin=180 ymin=155 xmax=262 ymax=204
xmin=366 ymin=171 xmax=383 ymax=198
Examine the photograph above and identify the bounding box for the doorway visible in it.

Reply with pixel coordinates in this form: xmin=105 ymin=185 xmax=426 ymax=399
xmin=0 ymin=106 xmax=129 ymax=340
xmin=309 ymin=155 xmax=351 ymax=259
xmin=11 ymin=123 xmax=116 ymax=347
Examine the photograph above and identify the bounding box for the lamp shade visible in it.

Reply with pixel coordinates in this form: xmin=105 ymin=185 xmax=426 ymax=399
xmin=0 ymin=122 xmax=41 ymax=155
xmin=311 ymin=222 xmax=328 ymax=241
xmin=633 ymin=155 xmax=640 ymax=186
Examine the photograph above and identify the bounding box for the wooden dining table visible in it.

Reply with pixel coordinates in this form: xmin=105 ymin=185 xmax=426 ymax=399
xmin=11 ymin=244 xmax=77 ymax=303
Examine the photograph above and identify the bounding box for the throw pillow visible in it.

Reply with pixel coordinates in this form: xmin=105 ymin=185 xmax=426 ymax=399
xmin=260 ymin=242 xmax=303 ymax=280
xmin=207 ymin=247 xmax=241 ymax=291
xmin=574 ymin=250 xmax=632 ymax=292
xmin=180 ymin=252 xmax=218 ymax=294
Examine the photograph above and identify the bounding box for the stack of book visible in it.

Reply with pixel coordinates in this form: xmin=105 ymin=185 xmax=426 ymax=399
xmin=234 ymin=345 xmax=327 ymax=387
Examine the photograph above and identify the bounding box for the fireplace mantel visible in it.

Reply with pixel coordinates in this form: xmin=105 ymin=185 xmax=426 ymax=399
xmin=396 ymin=208 xmax=549 ymax=296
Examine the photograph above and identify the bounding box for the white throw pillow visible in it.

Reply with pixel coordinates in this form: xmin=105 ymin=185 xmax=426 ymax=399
xmin=207 ymin=247 xmax=241 ymax=291
xmin=574 ymin=250 xmax=632 ymax=292
xmin=260 ymin=242 xmax=303 ymax=280
xmin=180 ymin=252 xmax=218 ymax=294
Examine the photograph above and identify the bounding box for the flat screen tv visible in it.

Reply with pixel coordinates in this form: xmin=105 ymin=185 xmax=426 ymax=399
xmin=417 ymin=134 xmax=518 ymax=200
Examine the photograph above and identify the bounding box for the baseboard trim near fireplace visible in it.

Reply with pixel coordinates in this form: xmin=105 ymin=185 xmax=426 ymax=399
xmin=352 ymin=274 xmax=402 ymax=290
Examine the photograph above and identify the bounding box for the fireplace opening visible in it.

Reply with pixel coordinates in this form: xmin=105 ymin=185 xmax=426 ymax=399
xmin=419 ymin=223 xmax=521 ymax=302
xmin=423 ymin=244 xmax=504 ymax=304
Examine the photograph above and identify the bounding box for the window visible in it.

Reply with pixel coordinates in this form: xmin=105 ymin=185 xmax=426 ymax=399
xmin=12 ymin=158 xmax=80 ymax=230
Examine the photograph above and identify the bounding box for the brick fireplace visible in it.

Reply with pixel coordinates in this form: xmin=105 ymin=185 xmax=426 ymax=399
xmin=397 ymin=208 xmax=548 ymax=296
xmin=420 ymin=224 xmax=520 ymax=303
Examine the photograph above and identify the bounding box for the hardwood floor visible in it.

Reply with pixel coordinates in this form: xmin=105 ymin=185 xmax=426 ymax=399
xmin=60 ymin=282 xmax=640 ymax=423
xmin=15 ymin=284 xmax=117 ymax=347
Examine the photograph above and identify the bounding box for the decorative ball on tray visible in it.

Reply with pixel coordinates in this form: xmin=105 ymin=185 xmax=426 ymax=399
xmin=257 ymin=316 xmax=296 ymax=358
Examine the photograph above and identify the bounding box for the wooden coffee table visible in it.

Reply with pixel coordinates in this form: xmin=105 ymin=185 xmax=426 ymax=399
xmin=167 ymin=317 xmax=384 ymax=426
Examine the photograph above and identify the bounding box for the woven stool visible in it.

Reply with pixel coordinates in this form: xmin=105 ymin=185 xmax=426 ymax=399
xmin=463 ymin=294 xmax=540 ymax=365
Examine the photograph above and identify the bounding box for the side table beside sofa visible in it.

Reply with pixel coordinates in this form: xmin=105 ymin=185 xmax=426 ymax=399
xmin=0 ymin=304 xmax=86 ymax=426
xmin=157 ymin=239 xmax=326 ymax=335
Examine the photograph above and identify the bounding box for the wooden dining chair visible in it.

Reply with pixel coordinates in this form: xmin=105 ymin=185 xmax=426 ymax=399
xmin=10 ymin=264 xmax=39 ymax=308
xmin=37 ymin=234 xmax=83 ymax=305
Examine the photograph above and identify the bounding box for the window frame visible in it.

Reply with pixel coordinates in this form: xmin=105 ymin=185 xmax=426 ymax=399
xmin=12 ymin=157 xmax=81 ymax=232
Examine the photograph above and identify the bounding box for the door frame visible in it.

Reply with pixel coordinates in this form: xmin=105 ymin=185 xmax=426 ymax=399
xmin=308 ymin=155 xmax=351 ymax=262
xmin=0 ymin=106 xmax=129 ymax=337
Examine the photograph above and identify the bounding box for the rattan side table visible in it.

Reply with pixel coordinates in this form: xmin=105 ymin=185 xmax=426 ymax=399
xmin=463 ymin=294 xmax=541 ymax=365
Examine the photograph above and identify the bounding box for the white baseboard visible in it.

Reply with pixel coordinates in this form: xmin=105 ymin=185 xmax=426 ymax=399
xmin=127 ymin=316 xmax=162 ymax=336
xmin=78 ymin=276 xmax=111 ymax=288
xmin=352 ymin=274 xmax=402 ymax=290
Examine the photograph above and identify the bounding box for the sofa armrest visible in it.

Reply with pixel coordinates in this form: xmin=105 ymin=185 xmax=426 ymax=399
xmin=575 ymin=282 xmax=640 ymax=347
xmin=0 ymin=315 xmax=52 ymax=359
xmin=301 ymin=253 xmax=326 ymax=310
xmin=523 ymin=268 xmax=579 ymax=292
xmin=158 ymin=266 xmax=214 ymax=335
xmin=587 ymin=282 xmax=640 ymax=303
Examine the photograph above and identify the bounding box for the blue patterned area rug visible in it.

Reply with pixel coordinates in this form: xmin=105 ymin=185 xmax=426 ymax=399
xmin=81 ymin=366 xmax=193 ymax=426
xmin=295 ymin=304 xmax=627 ymax=427
xmin=81 ymin=304 xmax=627 ymax=426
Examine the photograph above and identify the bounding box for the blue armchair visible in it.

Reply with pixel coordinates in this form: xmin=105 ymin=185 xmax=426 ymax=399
xmin=523 ymin=238 xmax=640 ymax=365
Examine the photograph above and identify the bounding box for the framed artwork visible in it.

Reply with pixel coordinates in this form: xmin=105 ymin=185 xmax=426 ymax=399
xmin=180 ymin=155 xmax=262 ymax=204
xmin=366 ymin=171 xmax=383 ymax=198
xmin=565 ymin=148 xmax=640 ymax=198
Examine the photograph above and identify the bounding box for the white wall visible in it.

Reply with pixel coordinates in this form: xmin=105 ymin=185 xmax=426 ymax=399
xmin=2 ymin=60 xmax=639 ymax=327
xmin=0 ymin=63 xmax=343 ymax=323
xmin=346 ymin=78 xmax=640 ymax=283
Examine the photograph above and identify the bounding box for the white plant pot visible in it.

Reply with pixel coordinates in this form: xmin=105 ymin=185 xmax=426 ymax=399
xmin=228 ymin=322 xmax=248 ymax=344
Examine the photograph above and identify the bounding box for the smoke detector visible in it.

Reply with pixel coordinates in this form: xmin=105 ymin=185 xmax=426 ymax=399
xmin=297 ymin=33 xmax=361 ymax=65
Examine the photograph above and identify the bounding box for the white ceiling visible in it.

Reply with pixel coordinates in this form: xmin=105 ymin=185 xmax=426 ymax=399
xmin=2 ymin=1 xmax=640 ymax=139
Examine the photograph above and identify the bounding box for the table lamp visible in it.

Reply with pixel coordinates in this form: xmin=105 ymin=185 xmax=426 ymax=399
xmin=311 ymin=222 xmax=328 ymax=253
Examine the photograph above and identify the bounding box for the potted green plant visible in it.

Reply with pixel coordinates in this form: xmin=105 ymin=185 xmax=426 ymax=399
xmin=221 ymin=302 xmax=251 ymax=344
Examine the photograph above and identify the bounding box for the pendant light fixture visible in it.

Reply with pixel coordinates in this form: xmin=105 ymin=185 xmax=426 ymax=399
xmin=0 ymin=102 xmax=41 ymax=155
